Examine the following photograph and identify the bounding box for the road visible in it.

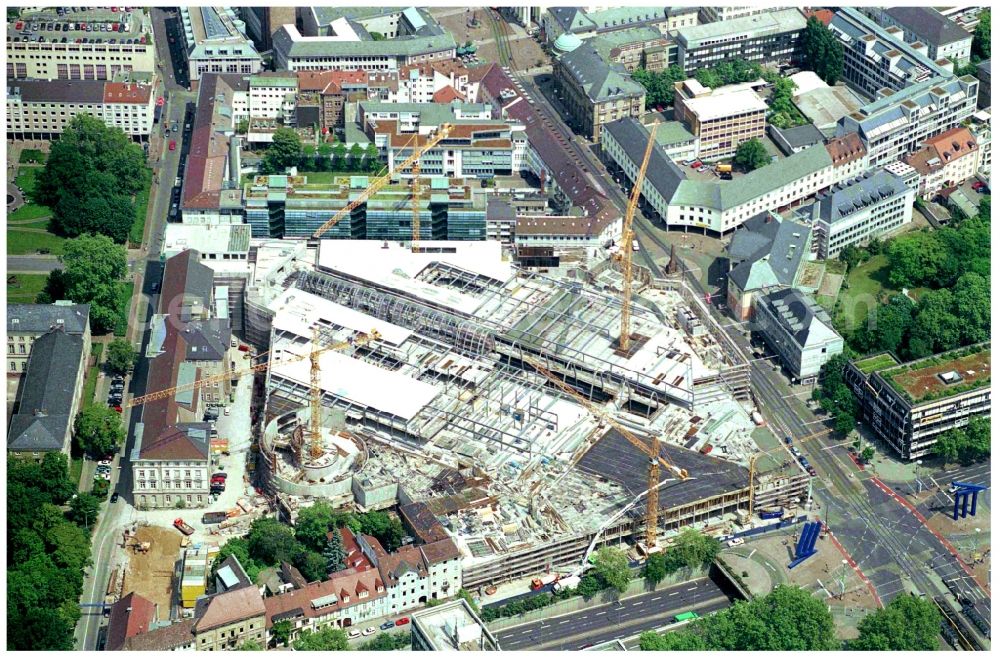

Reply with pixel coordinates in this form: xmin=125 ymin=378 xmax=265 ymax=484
xmin=494 ymin=577 xmax=729 ymax=650
xmin=7 ymin=254 xmax=61 ymax=273
xmin=75 ymin=9 xmax=194 ymax=650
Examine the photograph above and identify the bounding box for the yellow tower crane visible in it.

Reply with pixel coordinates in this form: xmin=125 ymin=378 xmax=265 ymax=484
xmin=311 ymin=124 xmax=454 ymax=239
xmin=616 ymin=120 xmax=659 ymax=354
xmin=123 ymin=330 xmax=381 ymax=409
xmin=524 ymin=356 xmax=688 ymax=551
xmin=309 ymin=329 xmax=324 ymax=459
xmin=411 ymin=159 xmax=422 ymax=252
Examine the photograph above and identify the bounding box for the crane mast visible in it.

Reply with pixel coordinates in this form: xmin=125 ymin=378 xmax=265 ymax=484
xmin=311 ymin=124 xmax=453 ymax=239
xmin=309 ymin=329 xmax=324 ymax=459
xmin=524 ymin=356 xmax=688 ymax=550
xmin=411 ymin=160 xmax=422 ymax=252
xmin=617 ymin=120 xmax=659 ymax=354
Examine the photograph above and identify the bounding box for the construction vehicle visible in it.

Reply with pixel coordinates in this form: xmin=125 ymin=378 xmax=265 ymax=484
xmin=522 ymin=356 xmax=688 ymax=553
xmin=614 ymin=119 xmax=659 ymax=355
xmin=310 ymin=124 xmax=453 ymax=239
xmin=716 ymin=163 xmax=732 ymax=174
xmin=173 ymin=518 xmax=195 ymax=536
xmin=123 ymin=329 xmax=380 ymax=409
xmin=201 ymin=512 xmax=228 ymax=525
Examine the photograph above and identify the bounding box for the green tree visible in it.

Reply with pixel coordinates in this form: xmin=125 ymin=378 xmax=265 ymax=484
xmin=591 ymin=546 xmax=631 ymax=594
xmin=885 ymin=231 xmax=947 ymax=288
xmin=370 ymin=31 xmax=386 ymax=41
xmin=934 ymin=428 xmax=962 ymax=464
xmin=359 ymin=632 xmax=411 ymax=650
xmin=295 ymin=549 xmax=329 ymax=582
xmin=68 ymin=493 xmax=102 ymax=529
xmin=292 ymin=626 xmax=350 ymax=651
xmin=332 ymin=142 xmax=348 ymax=171
xmin=74 ymin=405 xmax=125 ymax=457
xmin=324 ymin=531 xmax=347 ymax=574
xmin=733 ymin=138 xmax=770 ymax=172
xmin=247 ymin=518 xmax=302 ymax=566
xmin=236 ymin=640 xmax=263 ymax=650
xmin=910 ymin=290 xmax=960 ymax=356
xmin=800 ymin=16 xmax=845 ymax=85
xmin=365 ymin=142 xmax=382 ymax=174
xmin=767 ymin=77 xmax=804 ymax=128
xmin=213 ymin=537 xmax=262 ymax=582
xmin=837 ymin=244 xmax=865 ymax=272
xmin=34 ymin=115 xmax=148 ymax=243
xmin=814 ymin=354 xmax=859 ymax=437
xmin=972 ymin=10 xmax=990 ymax=61
xmin=639 ymin=628 xmax=708 ymax=650
xmin=106 ymin=338 xmax=138 ymax=375
xmin=295 ymin=500 xmax=339 ymax=552
xmin=358 ymin=510 xmax=404 ymax=551
xmin=850 ymin=594 xmax=941 ymax=650
xmin=53 ymin=234 xmax=128 ymax=334
xmin=272 ymin=619 xmax=293 ymax=647
xmin=962 ymin=417 xmax=990 ymax=464
xmin=458 ymin=588 xmax=480 ymax=615
xmin=262 ymin=128 xmax=303 ymax=174
xmin=665 ymin=528 xmax=721 ymax=570
xmin=860 ymin=446 xmax=875 ymax=464
xmin=36 ymin=452 xmax=78 ymax=505
xmin=641 ymin=552 xmax=669 ymax=585
xmin=952 ymin=272 xmax=990 ymax=345
xmin=348 ymin=144 xmax=365 ymax=171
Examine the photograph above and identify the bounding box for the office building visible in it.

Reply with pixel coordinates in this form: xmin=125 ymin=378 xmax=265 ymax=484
xmin=179 ymin=7 xmax=262 ymax=82
xmin=768 ymin=123 xmax=827 ymax=156
xmin=543 ymin=7 xmax=694 ymax=43
xmin=699 ymin=7 xmax=774 ymax=23
xmin=797 ymin=169 xmax=914 ymax=258
xmin=673 ymin=79 xmax=767 ymax=160
xmin=837 ymin=74 xmax=979 ymax=168
xmin=904 ymin=126 xmax=980 ymax=199
xmin=585 ymin=26 xmax=669 ymax=73
xmin=830 ymin=8 xmax=954 ymax=101
xmin=238 ymin=6 xmax=296 ymax=53
xmin=878 ymin=7 xmax=973 ymax=65
xmin=6 ymin=79 xmax=156 ymax=141
xmin=553 ymin=43 xmax=646 ymax=142
xmin=7 ymin=328 xmax=88 ymax=460
xmin=676 ymin=9 xmax=806 ymax=74
xmin=7 ymin=7 xmax=155 ymax=79
xmin=845 ymin=344 xmax=991 ymax=460
xmin=752 ymin=288 xmax=844 ymax=384
xmin=273 ymin=8 xmax=455 ymax=72
xmin=7 ymin=303 xmax=90 ymax=374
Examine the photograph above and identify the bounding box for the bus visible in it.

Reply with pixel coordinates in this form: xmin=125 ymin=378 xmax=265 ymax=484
xmin=674 ymin=611 xmax=699 ymax=623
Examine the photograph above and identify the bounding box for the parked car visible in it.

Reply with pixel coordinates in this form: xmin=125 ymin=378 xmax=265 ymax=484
xmin=99 ymin=459 xmax=112 ymax=466
xmin=112 ymin=405 xmax=123 ymax=413
xmin=224 ymin=406 xmax=230 ymax=416
xmin=213 ymin=472 xmax=228 ymax=480
xmin=689 ymin=161 xmax=703 ymax=169
xmin=697 ymin=165 xmax=709 ymax=173
xmin=348 ymin=629 xmax=361 ymax=639
xmin=363 ymin=627 xmax=376 ymax=636
xmin=169 ymin=139 xmax=176 ymax=151
xmin=727 ymin=537 xmax=745 ymax=547
xmin=110 ymin=492 xmax=120 ymax=503
xmin=379 ymin=621 xmax=395 ymax=631
xmin=395 ymin=617 xmax=410 ymax=626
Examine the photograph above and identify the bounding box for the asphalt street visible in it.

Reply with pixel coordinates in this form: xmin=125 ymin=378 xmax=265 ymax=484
xmin=494 ymin=577 xmax=729 ymax=650
xmin=7 ymin=254 xmax=62 ymax=273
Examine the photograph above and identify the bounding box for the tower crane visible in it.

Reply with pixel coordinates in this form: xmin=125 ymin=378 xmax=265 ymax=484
xmin=615 ymin=120 xmax=659 ymax=354
xmin=411 ymin=159 xmax=423 ymax=252
xmin=523 ymin=356 xmax=688 ymax=550
xmin=311 ymin=124 xmax=454 ymax=239
xmin=123 ymin=329 xmax=381 ymax=409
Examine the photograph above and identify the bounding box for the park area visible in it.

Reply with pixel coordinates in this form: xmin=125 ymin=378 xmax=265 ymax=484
xmin=9 ymin=159 xmax=69 ymax=256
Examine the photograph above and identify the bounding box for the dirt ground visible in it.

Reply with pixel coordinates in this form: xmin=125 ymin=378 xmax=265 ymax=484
xmin=122 ymin=525 xmax=183 ymax=618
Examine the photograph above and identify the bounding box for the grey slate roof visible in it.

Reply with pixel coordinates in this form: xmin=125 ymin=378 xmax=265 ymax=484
xmin=802 ymin=169 xmax=910 ymax=225
xmin=7 ymin=303 xmax=90 ymax=335
xmin=603 ymin=118 xmax=687 ymax=204
xmin=7 ymin=328 xmax=84 ymax=452
xmin=757 ymin=288 xmax=836 ymax=349
xmin=182 ymin=318 xmax=231 ymax=362
xmin=769 ymin=123 xmax=826 ymax=154
xmin=727 ymin=213 xmax=811 ymax=291
xmin=558 ymin=44 xmax=645 ymax=103
xmin=884 ymin=7 xmax=972 ymax=47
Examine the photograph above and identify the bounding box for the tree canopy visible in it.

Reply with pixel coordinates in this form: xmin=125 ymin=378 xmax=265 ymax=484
xmin=733 ymin=139 xmax=770 ymax=172
xmin=590 ymin=546 xmax=632 ymax=594
xmin=813 ymin=353 xmax=859 ymax=436
xmin=972 ymin=10 xmax=990 ymax=61
xmin=74 ymin=405 xmax=125 ymax=458
xmin=850 ymin=594 xmax=941 ymax=650
xmin=641 ymin=585 xmax=837 ymax=651
xmin=262 ymin=128 xmax=303 ymax=175
xmin=49 ymin=234 xmax=128 ymax=334
xmin=106 ymin=338 xmax=138 ymax=375
xmin=34 ymin=114 xmax=149 ymax=242
xmin=800 ymin=16 xmax=845 ymax=84
xmin=934 ymin=416 xmax=990 ymax=465
xmin=292 ymin=626 xmax=350 ymax=651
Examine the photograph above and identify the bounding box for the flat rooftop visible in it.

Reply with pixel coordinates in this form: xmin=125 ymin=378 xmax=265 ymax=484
xmin=878 ymin=345 xmax=990 ymax=404
xmin=412 ymin=599 xmax=497 ymax=651
xmin=853 ymin=352 xmax=900 ymax=375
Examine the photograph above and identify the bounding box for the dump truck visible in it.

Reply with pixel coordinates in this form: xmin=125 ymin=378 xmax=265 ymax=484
xmin=173 ymin=518 xmax=195 ymax=535
xmin=201 ymin=512 xmax=228 ymax=525
xmin=552 ymin=575 xmax=581 ymax=593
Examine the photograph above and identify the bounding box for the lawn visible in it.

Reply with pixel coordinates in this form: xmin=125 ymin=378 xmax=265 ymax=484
xmin=835 ymin=254 xmax=897 ymax=333
xmin=8 ymin=203 xmax=51 ymax=223
xmin=6 ymin=273 xmax=49 ymax=303
xmin=19 ymin=149 xmax=45 ymax=165
xmin=15 ymin=166 xmax=41 ymax=197
xmin=114 ymin=282 xmax=134 ymax=337
xmin=6 ymin=228 xmax=67 ymax=255
xmin=69 ymin=457 xmax=84 ymax=490
xmin=853 ymin=353 xmax=899 ymax=374
xmin=82 ymin=342 xmax=105 ymax=405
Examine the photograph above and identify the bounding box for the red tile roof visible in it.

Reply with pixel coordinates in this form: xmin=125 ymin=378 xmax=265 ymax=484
xmin=106 ymin=592 xmax=157 ymax=651
xmin=296 ymin=69 xmax=368 ymax=94
xmin=264 ymin=566 xmax=386 ymax=627
xmin=103 ymin=82 xmax=153 ymax=105
xmin=432 ymin=85 xmax=464 ymax=104
xmin=806 ymin=9 xmax=834 ymax=26
xmin=194 ymin=586 xmax=266 ymax=632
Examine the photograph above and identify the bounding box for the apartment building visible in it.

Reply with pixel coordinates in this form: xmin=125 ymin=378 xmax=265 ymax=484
xmin=553 ymin=43 xmax=646 ymax=142
xmin=193 ymin=587 xmax=267 ymax=651
xmin=837 ymin=74 xmax=979 ymax=168
xmin=877 ymin=7 xmax=973 ymax=65
xmin=603 ymin=118 xmax=868 ymax=237
xmin=6 ymin=7 xmax=155 ymax=80
xmin=7 ymin=303 xmax=90 ymax=374
xmin=274 ymin=8 xmax=455 ymax=72
xmin=976 ymin=59 xmax=990 ymax=109
xmin=7 ymin=328 xmax=88 ymax=461
xmin=247 ymin=72 xmax=297 ymax=124
xmin=543 ymin=7 xmax=694 ymax=43
xmin=969 ymin=109 xmax=990 ymax=177
xmin=699 ymin=7 xmax=773 ymax=23
xmin=752 ymin=288 xmax=844 ymax=384
xmin=830 ymin=8 xmax=953 ymax=101
xmin=904 ymin=126 xmax=980 ymax=199
xmin=676 ymin=9 xmax=806 ymax=74
xmin=6 ymin=79 xmax=156 ymax=140
xmin=673 ymin=79 xmax=767 ymax=160
xmin=845 ymin=345 xmax=991 ymax=460
xmin=797 ymin=169 xmax=914 ymax=258
xmin=585 ymin=26 xmax=669 ymax=73
xmin=179 ymin=7 xmax=262 ymax=82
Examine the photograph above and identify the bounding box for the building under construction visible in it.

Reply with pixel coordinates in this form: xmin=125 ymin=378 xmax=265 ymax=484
xmin=245 ymin=239 xmax=808 ymax=587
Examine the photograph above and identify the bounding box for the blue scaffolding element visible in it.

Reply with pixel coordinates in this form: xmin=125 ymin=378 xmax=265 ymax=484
xmin=951 ymin=482 xmax=988 ymax=521
xmin=788 ymin=520 xmax=822 ymax=569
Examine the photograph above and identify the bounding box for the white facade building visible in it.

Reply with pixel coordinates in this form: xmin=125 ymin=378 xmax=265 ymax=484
xmin=6 ymin=79 xmax=156 ymax=140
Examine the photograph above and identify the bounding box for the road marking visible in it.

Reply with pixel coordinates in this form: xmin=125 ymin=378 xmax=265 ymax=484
xmin=651 ymin=596 xmax=662 ymax=601
xmin=687 ymin=586 xmax=697 ymax=591
xmin=667 ymin=592 xmax=678 ymax=596
xmin=540 ymin=624 xmax=550 ymax=629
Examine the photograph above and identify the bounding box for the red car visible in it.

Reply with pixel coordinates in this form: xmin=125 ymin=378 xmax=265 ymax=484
xmin=113 ymin=405 xmax=123 ymax=413
xmin=689 ymin=161 xmax=703 ymax=169
xmin=169 ymin=139 xmax=177 ymax=151
xmin=395 ymin=617 xmax=410 ymax=627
